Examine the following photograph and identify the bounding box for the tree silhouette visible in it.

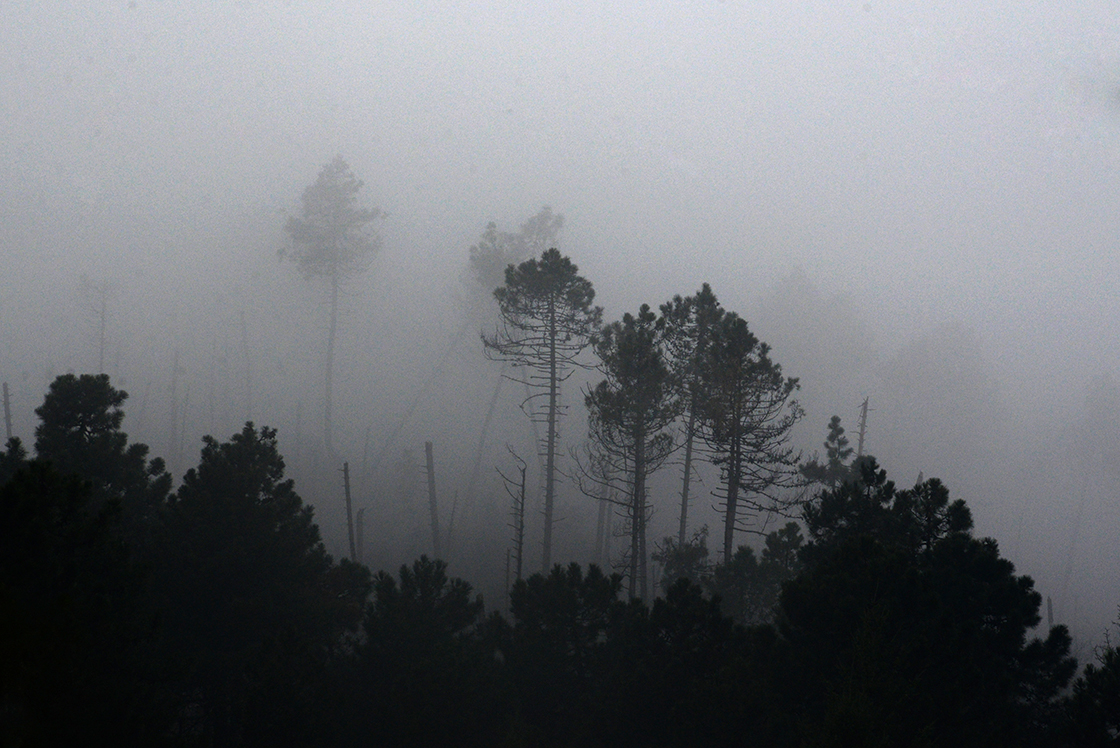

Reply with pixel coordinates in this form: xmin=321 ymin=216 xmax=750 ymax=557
xmin=34 ymin=373 xmax=170 ymax=545
xmin=800 ymin=415 xmax=857 ymax=488
xmin=283 ymin=156 xmax=383 ymax=458
xmin=696 ymin=313 xmax=803 ymax=561
xmin=584 ymin=304 xmax=679 ymax=598
xmin=659 ymin=284 xmax=726 ymax=546
xmin=483 ymin=248 xmax=601 ymax=572
xmin=157 ymin=423 xmax=370 ymax=745
xmin=786 ymin=465 xmax=1076 ymax=747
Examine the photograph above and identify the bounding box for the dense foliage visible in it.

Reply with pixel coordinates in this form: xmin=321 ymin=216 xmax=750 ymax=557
xmin=2 ymin=374 xmax=1115 ymax=747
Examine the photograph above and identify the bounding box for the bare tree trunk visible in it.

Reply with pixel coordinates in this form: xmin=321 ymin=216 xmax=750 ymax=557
xmin=168 ymin=349 xmax=181 ymax=477
xmin=356 ymin=507 xmax=365 ymax=564
xmin=678 ymin=406 xmax=697 ymax=546
xmin=514 ymin=468 xmax=525 ymax=581
xmin=239 ymin=308 xmax=252 ymax=423
xmin=425 ymin=441 xmax=442 ymax=558
xmin=633 ymin=437 xmax=647 ymax=599
xmin=324 ymin=273 xmax=339 ymax=458
xmin=343 ymin=462 xmax=356 ymax=561
xmin=367 ymin=315 xmax=473 ymax=479
xmin=595 ymin=491 xmax=608 ymax=567
xmin=98 ymin=292 xmax=107 ymax=374
xmin=2 ymin=382 xmax=12 ymax=441
xmin=542 ymin=297 xmax=558 ymax=573
xmin=723 ymin=438 xmax=741 ymax=562
xmin=465 ymin=371 xmax=504 ymax=517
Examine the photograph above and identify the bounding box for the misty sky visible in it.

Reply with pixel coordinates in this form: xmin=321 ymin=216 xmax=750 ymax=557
xmin=6 ymin=3 xmax=1120 ymax=387
xmin=4 ymin=2 xmax=1120 ymax=639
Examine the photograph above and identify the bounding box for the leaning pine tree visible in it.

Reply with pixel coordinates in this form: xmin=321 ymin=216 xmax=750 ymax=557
xmin=483 ymin=248 xmax=601 ymax=572
xmin=584 ymin=304 xmax=679 ymax=598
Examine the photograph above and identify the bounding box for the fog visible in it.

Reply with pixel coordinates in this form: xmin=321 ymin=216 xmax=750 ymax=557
xmin=3 ymin=2 xmax=1120 ymax=647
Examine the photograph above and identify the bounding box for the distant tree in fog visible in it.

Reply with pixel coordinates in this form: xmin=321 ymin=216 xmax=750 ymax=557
xmin=467 ymin=206 xmax=564 ymax=310
xmin=282 ymin=156 xmax=383 ymax=458
xmin=483 ymin=248 xmax=601 ymax=572
xmin=800 ymin=415 xmax=858 ymax=489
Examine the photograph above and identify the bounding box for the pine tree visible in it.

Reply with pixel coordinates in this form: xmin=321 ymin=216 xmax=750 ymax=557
xmin=283 ymin=156 xmax=383 ymax=458
xmin=483 ymin=248 xmax=601 ymax=571
xmin=584 ymin=305 xmax=679 ymax=598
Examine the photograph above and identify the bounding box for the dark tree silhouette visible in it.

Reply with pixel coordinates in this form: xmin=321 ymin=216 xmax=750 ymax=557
xmin=34 ymin=373 xmax=170 ymax=544
xmin=696 ymin=313 xmax=803 ymax=561
xmin=349 ymin=555 xmax=498 ymax=747
xmin=483 ymin=248 xmax=602 ymax=572
xmin=800 ymin=414 xmax=857 ymax=488
xmin=506 ymin=563 xmax=623 ymax=744
xmin=583 ymin=304 xmax=679 ymax=598
xmin=652 ymin=526 xmax=711 ymax=596
xmin=706 ymin=522 xmax=803 ymax=626
xmin=1058 ymin=613 xmax=1120 ymax=747
xmin=659 ymin=283 xmax=726 ymax=546
xmin=156 ymin=423 xmax=370 ymax=746
xmin=786 ymin=465 xmax=1076 ymax=747
xmin=283 ymin=156 xmax=383 ymax=458
xmin=0 ymin=461 xmax=167 ymax=745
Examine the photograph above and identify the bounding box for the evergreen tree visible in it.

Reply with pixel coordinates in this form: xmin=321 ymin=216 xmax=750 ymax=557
xmin=785 ymin=465 xmax=1076 ymax=747
xmin=483 ymin=248 xmax=602 ymax=571
xmin=283 ymin=156 xmax=383 ymax=457
xmin=156 ymin=423 xmax=370 ymax=746
xmin=659 ymin=283 xmax=726 ymax=545
xmin=696 ymin=313 xmax=803 ymax=561
xmin=800 ymin=415 xmax=857 ymax=488
xmin=34 ymin=373 xmax=170 ymax=546
xmin=584 ymin=304 xmax=679 ymax=598
xmin=0 ymin=463 xmax=167 ymax=744
xmin=346 ymin=556 xmax=498 ymax=748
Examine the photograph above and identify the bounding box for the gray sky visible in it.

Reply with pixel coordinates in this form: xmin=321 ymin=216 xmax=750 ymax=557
xmin=5 ymin=2 xmax=1119 ymax=356
xmin=4 ymin=1 xmax=1120 ymax=637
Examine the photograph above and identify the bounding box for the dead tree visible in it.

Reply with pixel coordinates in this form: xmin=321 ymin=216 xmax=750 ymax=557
xmin=497 ymin=446 xmax=528 ymax=583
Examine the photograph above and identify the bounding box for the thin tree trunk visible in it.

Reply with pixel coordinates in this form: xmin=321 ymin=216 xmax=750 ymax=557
xmin=98 ymin=293 xmax=107 ymax=374
xmin=514 ymin=464 xmax=525 ymax=581
xmin=633 ymin=436 xmax=647 ymax=599
xmin=343 ymin=461 xmax=356 ymax=561
xmin=239 ymin=308 xmax=252 ymax=423
xmin=3 ymin=382 xmax=12 ymax=441
xmin=466 ymin=370 xmax=505 ymax=517
xmin=325 ymin=273 xmax=338 ymax=458
xmin=595 ymin=491 xmax=608 ymax=567
xmin=425 ymin=441 xmax=442 ymax=558
xmin=368 ymin=315 xmax=473 ymax=477
xmin=543 ymin=296 xmax=558 ymax=573
xmin=723 ymin=436 xmax=741 ymax=562
xmin=356 ymin=507 xmax=365 ymax=564
xmin=168 ymin=349 xmax=180 ymax=476
xmin=678 ymin=405 xmax=697 ymax=546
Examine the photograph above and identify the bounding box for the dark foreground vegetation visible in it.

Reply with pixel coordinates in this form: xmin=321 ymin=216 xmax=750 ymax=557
xmin=2 ymin=373 xmax=1118 ymax=747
